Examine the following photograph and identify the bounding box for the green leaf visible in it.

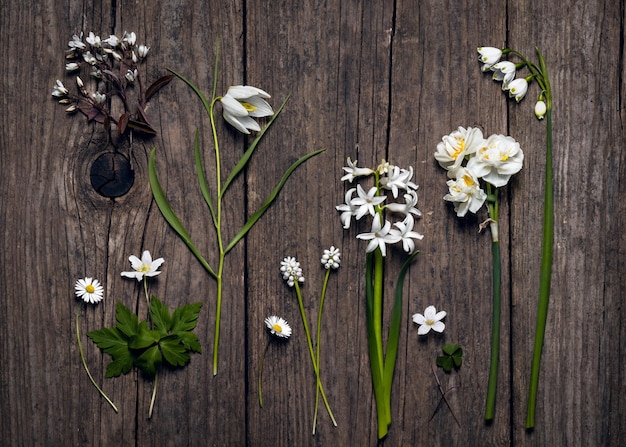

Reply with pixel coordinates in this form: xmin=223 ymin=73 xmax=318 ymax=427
xmin=224 ymin=148 xmax=325 ymax=254
xmin=149 ymin=296 xmax=172 ymax=335
xmin=171 ymin=302 xmax=203 ymax=333
xmin=220 ymin=94 xmax=291 ymax=197
xmin=443 ymin=343 xmax=461 ymax=356
xmin=160 ymin=336 xmax=191 ymax=367
xmin=128 ymin=324 xmax=161 ymax=350
xmin=134 ymin=345 xmax=162 ymax=377
xmin=193 ymin=129 xmax=217 ymax=227
xmin=437 ymin=343 xmax=463 ymax=373
xmin=149 ymin=147 xmax=217 ymax=279
xmin=87 ymin=326 xmax=130 ymax=359
xmin=178 ymin=331 xmax=202 ymax=353
xmin=436 ymin=356 xmax=454 ymax=373
xmin=105 ymin=356 xmax=134 ymax=378
xmin=114 ymin=301 xmax=140 ymax=338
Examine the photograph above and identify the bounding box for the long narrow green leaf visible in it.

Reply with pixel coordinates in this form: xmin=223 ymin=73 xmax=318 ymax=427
xmin=167 ymin=68 xmax=213 ymax=118
xmin=193 ymin=129 xmax=217 ymax=227
xmin=220 ymin=94 xmax=291 ymax=198
xmin=224 ymin=148 xmax=325 ymax=254
xmin=148 ymin=147 xmax=217 ymax=279
xmin=383 ymin=250 xmax=419 ymax=396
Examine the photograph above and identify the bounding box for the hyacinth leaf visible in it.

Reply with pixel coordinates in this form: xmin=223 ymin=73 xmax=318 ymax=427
xmin=220 ymin=94 xmax=291 ymax=197
xmin=224 ymin=148 xmax=325 ymax=254
xmin=149 ymin=147 xmax=217 ymax=278
xmin=193 ymin=129 xmax=217 ymax=227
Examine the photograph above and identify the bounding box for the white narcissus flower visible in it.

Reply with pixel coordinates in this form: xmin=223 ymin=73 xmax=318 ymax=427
xmin=220 ymin=85 xmax=274 ymax=134
xmin=443 ymin=167 xmax=487 ymax=217
xmin=321 ymin=246 xmax=341 ymax=270
xmin=434 ymin=126 xmax=485 ymax=171
xmin=389 ymin=215 xmax=424 ymax=254
xmin=356 ymin=214 xmax=400 ymax=257
xmin=491 ymin=61 xmax=516 ymax=84
xmin=264 ymin=315 xmax=292 ymax=338
xmin=335 ymin=187 xmax=358 ymax=229
xmin=351 ymin=184 xmax=386 ymax=220
xmin=535 ymin=100 xmax=547 ymax=120
xmin=412 ymin=305 xmax=446 ymax=335
xmin=340 ymin=157 xmax=374 ymax=182
xmin=75 ymin=277 xmax=104 ymax=304
xmin=280 ymin=256 xmax=304 ymax=287
xmin=504 ymin=78 xmax=529 ymax=102
xmin=467 ymin=134 xmax=524 ymax=187
xmin=477 ymin=47 xmax=503 ymax=71
xmin=121 ymin=250 xmax=165 ymax=281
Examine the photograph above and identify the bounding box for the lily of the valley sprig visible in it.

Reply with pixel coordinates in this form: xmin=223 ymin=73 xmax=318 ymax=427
xmin=88 ymin=251 xmax=202 ymax=418
xmin=435 ymin=127 xmax=523 ymax=422
xmin=148 ymin=44 xmax=323 ymax=375
xmin=479 ymin=45 xmax=554 ymax=429
xmin=74 ymin=277 xmax=118 ymax=413
xmin=337 ymin=158 xmax=423 ymax=439
xmin=279 ymin=252 xmax=339 ymax=434
xmin=51 ymin=31 xmax=172 ymax=135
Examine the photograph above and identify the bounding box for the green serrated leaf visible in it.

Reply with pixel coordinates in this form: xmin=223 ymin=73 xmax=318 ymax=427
xmin=87 ymin=326 xmax=130 ymax=359
xmin=105 ymin=355 xmax=134 ymax=378
xmin=115 ymin=301 xmax=140 ymax=338
xmin=150 ymin=296 xmax=172 ymax=335
xmin=160 ymin=336 xmax=191 ymax=367
xmin=134 ymin=345 xmax=162 ymax=377
xmin=178 ymin=331 xmax=202 ymax=353
xmin=128 ymin=325 xmax=161 ymax=350
xmin=171 ymin=302 xmax=203 ymax=333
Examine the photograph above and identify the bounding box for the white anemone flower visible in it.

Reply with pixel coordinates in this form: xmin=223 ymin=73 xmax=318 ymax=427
xmin=412 ymin=305 xmax=446 ymax=335
xmin=389 ymin=215 xmax=424 ymax=254
xmin=434 ymin=126 xmax=485 ymax=171
xmin=264 ymin=315 xmax=292 ymax=338
xmin=220 ymin=85 xmax=274 ymax=134
xmin=466 ymin=134 xmax=524 ymax=187
xmin=340 ymin=157 xmax=375 ymax=182
xmin=75 ymin=277 xmax=104 ymax=304
xmin=351 ymin=184 xmax=386 ymax=220
xmin=443 ymin=167 xmax=487 ymax=217
xmin=477 ymin=47 xmax=503 ymax=71
xmin=121 ymin=250 xmax=165 ymax=281
xmin=356 ymin=214 xmax=400 ymax=257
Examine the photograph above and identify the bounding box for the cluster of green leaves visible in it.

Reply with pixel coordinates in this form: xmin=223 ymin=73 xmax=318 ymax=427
xmin=436 ymin=343 xmax=463 ymax=373
xmin=88 ymin=298 xmax=202 ymax=378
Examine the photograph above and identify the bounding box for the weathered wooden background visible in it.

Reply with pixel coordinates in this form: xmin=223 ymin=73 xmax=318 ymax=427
xmin=1 ymin=0 xmax=624 ymax=445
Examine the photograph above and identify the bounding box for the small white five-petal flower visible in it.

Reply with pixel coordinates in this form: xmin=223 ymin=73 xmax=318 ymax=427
xmin=412 ymin=305 xmax=446 ymax=335
xmin=121 ymin=250 xmax=165 ymax=281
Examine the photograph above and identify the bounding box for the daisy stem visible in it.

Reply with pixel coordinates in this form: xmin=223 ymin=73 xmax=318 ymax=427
xmin=258 ymin=340 xmax=271 ymax=408
xmin=485 ymin=186 xmax=500 ymax=421
xmin=75 ymin=309 xmax=118 ymax=413
xmin=293 ymin=281 xmax=337 ymax=428
xmin=526 ymin=107 xmax=553 ymax=429
xmin=312 ymin=268 xmax=331 ymax=435
xmin=148 ymin=371 xmax=158 ymax=418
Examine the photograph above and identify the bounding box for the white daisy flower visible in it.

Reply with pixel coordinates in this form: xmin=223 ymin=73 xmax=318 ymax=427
xmin=264 ymin=315 xmax=292 ymax=338
xmin=75 ymin=277 xmax=104 ymax=304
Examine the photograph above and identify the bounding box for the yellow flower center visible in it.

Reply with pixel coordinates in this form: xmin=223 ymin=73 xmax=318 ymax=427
xmin=272 ymin=324 xmax=283 ymax=333
xmin=462 ymin=174 xmax=475 ymax=187
xmin=139 ymin=264 xmax=151 ymax=273
xmin=85 ymin=284 xmax=95 ymax=293
xmin=451 ymin=138 xmax=465 ymax=159
xmin=500 ymin=153 xmax=509 ymax=161
xmin=425 ymin=318 xmax=435 ymax=326
xmin=240 ymin=101 xmax=258 ymax=113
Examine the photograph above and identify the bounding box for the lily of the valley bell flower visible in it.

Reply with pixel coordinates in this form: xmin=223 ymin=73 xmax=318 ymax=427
xmin=534 ymin=100 xmax=547 ymax=120
xmin=477 ymin=47 xmax=503 ymax=71
xmin=220 ymin=85 xmax=274 ymax=134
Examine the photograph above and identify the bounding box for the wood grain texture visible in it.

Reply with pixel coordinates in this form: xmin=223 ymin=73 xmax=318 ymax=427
xmin=1 ymin=0 xmax=624 ymax=446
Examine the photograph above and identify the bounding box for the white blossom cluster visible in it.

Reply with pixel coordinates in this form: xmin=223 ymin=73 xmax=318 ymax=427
xmin=435 ymin=126 xmax=524 ymax=217
xmin=336 ymin=158 xmax=423 ymax=257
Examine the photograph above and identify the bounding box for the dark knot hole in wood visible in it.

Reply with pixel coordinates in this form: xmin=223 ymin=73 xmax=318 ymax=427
xmin=89 ymin=152 xmax=135 ymax=197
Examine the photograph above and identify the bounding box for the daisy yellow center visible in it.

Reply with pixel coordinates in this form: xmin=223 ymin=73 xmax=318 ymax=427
xmin=85 ymin=284 xmax=95 ymax=293
xmin=272 ymin=324 xmax=283 ymax=333
xmin=425 ymin=318 xmax=435 ymax=326
xmin=451 ymin=138 xmax=465 ymax=159
xmin=240 ymin=101 xmax=258 ymax=113
xmin=139 ymin=264 xmax=151 ymax=272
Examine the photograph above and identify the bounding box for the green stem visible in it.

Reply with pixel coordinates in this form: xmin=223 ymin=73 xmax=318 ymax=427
xmin=312 ymin=268 xmax=331 ymax=434
xmin=485 ymin=185 xmax=501 ymax=421
xmin=143 ymin=277 xmax=150 ymax=307
xmin=75 ymin=309 xmax=118 ymax=413
xmin=526 ymin=108 xmax=553 ymax=429
xmin=148 ymin=371 xmax=158 ymax=418
xmin=293 ymin=281 xmax=337 ymax=429
xmin=258 ymin=341 xmax=270 ymax=408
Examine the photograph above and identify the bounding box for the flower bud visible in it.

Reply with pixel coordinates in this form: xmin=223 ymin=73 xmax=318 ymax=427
xmin=534 ymin=100 xmax=547 ymax=120
xmin=76 ymin=76 xmax=84 ymax=88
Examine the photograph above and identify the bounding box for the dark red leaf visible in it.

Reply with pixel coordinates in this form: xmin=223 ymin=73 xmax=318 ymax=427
xmin=145 ymin=74 xmax=174 ymax=102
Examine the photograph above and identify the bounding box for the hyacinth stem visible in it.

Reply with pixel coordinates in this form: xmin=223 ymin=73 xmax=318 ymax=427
xmin=526 ymin=108 xmax=553 ymax=429
xmin=75 ymin=309 xmax=118 ymax=413
xmin=293 ymin=281 xmax=337 ymax=429
xmin=484 ymin=186 xmax=500 ymax=421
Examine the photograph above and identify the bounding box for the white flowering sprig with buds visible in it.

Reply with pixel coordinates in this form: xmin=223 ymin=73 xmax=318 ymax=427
xmin=478 ymin=45 xmax=554 ymax=429
xmin=51 ymin=31 xmax=172 ymax=135
xmin=148 ymin=43 xmax=323 ymax=376
xmin=279 ymin=252 xmax=339 ymax=434
xmin=435 ymin=127 xmax=524 ymax=423
xmin=336 ymin=158 xmax=423 ymax=439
